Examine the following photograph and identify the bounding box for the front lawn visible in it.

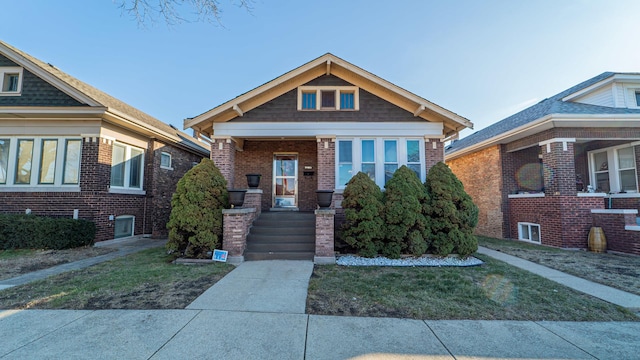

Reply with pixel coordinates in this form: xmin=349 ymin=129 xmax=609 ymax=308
xmin=306 ymin=254 xmax=638 ymax=321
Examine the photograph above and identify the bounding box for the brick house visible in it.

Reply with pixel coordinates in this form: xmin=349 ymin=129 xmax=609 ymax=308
xmin=0 ymin=40 xmax=209 ymax=242
xmin=184 ymin=53 xmax=473 ymax=262
xmin=446 ymin=72 xmax=640 ymax=255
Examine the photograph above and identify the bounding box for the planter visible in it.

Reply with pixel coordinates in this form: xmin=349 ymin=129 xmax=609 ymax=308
xmin=316 ymin=190 xmax=334 ymax=209
xmin=588 ymin=227 xmax=607 ymax=253
xmin=246 ymin=173 xmax=262 ymax=189
xmin=228 ymin=189 xmax=247 ymax=208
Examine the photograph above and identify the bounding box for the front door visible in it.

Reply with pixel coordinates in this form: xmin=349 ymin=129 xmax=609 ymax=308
xmin=273 ymin=154 xmax=298 ymax=208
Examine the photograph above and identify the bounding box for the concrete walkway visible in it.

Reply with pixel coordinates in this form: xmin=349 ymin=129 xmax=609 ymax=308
xmin=0 ymin=237 xmax=165 ymax=290
xmin=478 ymin=246 xmax=640 ymax=311
xmin=2 ymin=240 xmax=640 ymax=358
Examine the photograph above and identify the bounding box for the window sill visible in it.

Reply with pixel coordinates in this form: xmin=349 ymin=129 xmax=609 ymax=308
xmin=508 ymin=193 xmax=545 ymax=198
xmin=0 ymin=92 xmax=21 ymax=96
xmin=606 ymin=193 xmax=640 ymax=198
xmin=625 ymin=225 xmax=640 ymax=232
xmin=108 ymin=188 xmax=146 ymax=195
xmin=577 ymin=192 xmax=607 ymax=197
xmin=160 ymin=166 xmax=174 ymax=171
xmin=0 ymin=186 xmax=81 ymax=192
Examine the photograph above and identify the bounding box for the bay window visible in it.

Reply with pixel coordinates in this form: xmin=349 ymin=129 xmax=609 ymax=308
xmin=589 ymin=143 xmax=638 ymax=193
xmin=0 ymin=136 xmax=81 ymax=189
xmin=336 ymin=138 xmax=425 ymax=189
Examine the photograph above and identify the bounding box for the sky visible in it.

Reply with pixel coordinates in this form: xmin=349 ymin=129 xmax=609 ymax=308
xmin=2 ymin=0 xmax=639 ymax=139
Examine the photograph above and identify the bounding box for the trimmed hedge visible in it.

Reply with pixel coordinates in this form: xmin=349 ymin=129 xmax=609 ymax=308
xmin=0 ymin=214 xmax=96 ymax=250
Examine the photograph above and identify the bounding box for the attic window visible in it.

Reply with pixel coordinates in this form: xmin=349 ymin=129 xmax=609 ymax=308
xmin=297 ymin=86 xmax=359 ymax=111
xmin=0 ymin=67 xmax=23 ymax=95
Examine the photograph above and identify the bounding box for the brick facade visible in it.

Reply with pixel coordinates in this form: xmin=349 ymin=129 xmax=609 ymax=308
xmin=211 ymin=138 xmax=236 ymax=187
xmin=425 ymin=138 xmax=444 ymax=174
xmin=592 ymin=211 xmax=640 ymax=255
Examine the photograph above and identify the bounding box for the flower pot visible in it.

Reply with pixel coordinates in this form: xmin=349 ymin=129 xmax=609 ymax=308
xmin=316 ymin=190 xmax=334 ymax=209
xmin=246 ymin=173 xmax=262 ymax=189
xmin=228 ymin=189 xmax=247 ymax=208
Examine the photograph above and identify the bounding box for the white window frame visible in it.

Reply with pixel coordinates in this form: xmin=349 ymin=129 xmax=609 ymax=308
xmin=0 ymin=67 xmax=24 ymax=96
xmin=114 ymin=215 xmax=135 ymax=239
xmin=588 ymin=142 xmax=639 ymax=193
xmin=335 ymin=137 xmax=426 ymax=189
xmin=0 ymin=136 xmax=82 ymax=191
xmin=110 ymin=142 xmax=145 ymax=194
xmin=297 ymin=86 xmax=359 ymax=111
xmin=518 ymin=222 xmax=541 ymax=243
xmin=160 ymin=151 xmax=173 ymax=170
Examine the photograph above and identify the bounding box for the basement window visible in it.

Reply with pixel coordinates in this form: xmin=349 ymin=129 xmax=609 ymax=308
xmin=518 ymin=222 xmax=541 ymax=243
xmin=114 ymin=215 xmax=134 ymax=239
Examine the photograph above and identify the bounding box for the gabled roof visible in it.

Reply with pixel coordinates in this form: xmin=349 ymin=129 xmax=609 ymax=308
xmin=0 ymin=40 xmax=208 ymax=156
xmin=446 ymin=72 xmax=640 ymax=158
xmin=185 ymin=53 xmax=473 ymax=137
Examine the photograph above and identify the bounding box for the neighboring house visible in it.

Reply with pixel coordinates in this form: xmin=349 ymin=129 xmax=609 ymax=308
xmin=446 ymin=72 xmax=640 ymax=255
xmin=0 ymin=40 xmax=209 ymax=242
xmin=185 ymin=53 xmax=473 ymax=213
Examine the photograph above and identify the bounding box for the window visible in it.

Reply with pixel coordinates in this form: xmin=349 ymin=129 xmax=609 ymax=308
xmin=384 ymin=140 xmax=398 ymax=184
xmin=160 ymin=152 xmax=172 ymax=169
xmin=589 ymin=144 xmax=638 ymax=193
xmin=636 ymin=91 xmax=640 ymax=107
xmin=110 ymin=143 xmax=144 ymax=190
xmin=338 ymin=140 xmax=353 ymax=186
xmin=0 ymin=136 xmax=81 ymax=188
xmin=0 ymin=67 xmax=23 ymax=95
xmin=297 ymin=86 xmax=359 ymax=111
xmin=518 ymin=223 xmax=541 ymax=243
xmin=114 ymin=215 xmax=134 ymax=239
xmin=336 ymin=138 xmax=425 ymax=189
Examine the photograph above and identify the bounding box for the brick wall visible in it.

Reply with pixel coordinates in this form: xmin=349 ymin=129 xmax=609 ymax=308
xmin=592 ymin=212 xmax=640 ymax=255
xmin=317 ymin=138 xmax=335 ymax=191
xmin=233 ymin=140 xmax=318 ymax=211
xmin=542 ymin=141 xmax=576 ymax=196
xmin=447 ymin=145 xmax=503 ymax=239
xmin=425 ymin=139 xmax=444 ymax=173
xmin=211 ymin=138 xmax=236 ymax=186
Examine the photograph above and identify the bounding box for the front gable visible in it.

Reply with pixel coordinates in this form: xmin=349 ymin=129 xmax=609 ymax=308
xmin=0 ymin=53 xmax=85 ymax=107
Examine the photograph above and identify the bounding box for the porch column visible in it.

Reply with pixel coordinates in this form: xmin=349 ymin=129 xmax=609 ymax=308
xmin=211 ymin=137 xmax=236 ymax=187
xmin=315 ymin=209 xmax=336 ymax=264
xmin=316 ymin=136 xmax=335 ymax=191
xmin=540 ymin=138 xmax=577 ymax=196
xmin=425 ymin=137 xmax=444 ymax=174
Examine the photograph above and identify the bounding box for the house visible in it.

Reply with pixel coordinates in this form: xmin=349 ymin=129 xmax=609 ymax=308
xmin=0 ymin=40 xmax=209 ymax=242
xmin=184 ymin=53 xmax=473 ymax=262
xmin=446 ymin=72 xmax=640 ymax=255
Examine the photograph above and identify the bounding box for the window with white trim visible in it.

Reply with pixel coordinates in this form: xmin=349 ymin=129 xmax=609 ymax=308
xmin=297 ymin=86 xmax=359 ymax=111
xmin=160 ymin=152 xmax=172 ymax=170
xmin=589 ymin=143 xmax=638 ymax=193
xmin=0 ymin=136 xmax=81 ymax=187
xmin=114 ymin=215 xmax=134 ymax=239
xmin=336 ymin=138 xmax=425 ymax=188
xmin=0 ymin=67 xmax=23 ymax=95
xmin=518 ymin=222 xmax=540 ymax=243
xmin=111 ymin=143 xmax=144 ymax=190
xmin=636 ymin=91 xmax=640 ymax=107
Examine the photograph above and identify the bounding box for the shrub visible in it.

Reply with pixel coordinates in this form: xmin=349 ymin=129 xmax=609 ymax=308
xmin=382 ymin=166 xmax=430 ymax=258
xmin=166 ymin=158 xmax=229 ymax=259
xmin=341 ymin=172 xmax=385 ymax=257
xmin=0 ymin=214 xmax=95 ymax=250
xmin=424 ymin=162 xmax=479 ymax=257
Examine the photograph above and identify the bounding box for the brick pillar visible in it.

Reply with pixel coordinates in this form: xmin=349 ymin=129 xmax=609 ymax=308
xmin=244 ymin=189 xmax=263 ymax=219
xmin=540 ymin=139 xmax=576 ymax=196
xmin=315 ymin=209 xmax=336 ymax=264
xmin=211 ymin=138 xmax=236 ymax=187
xmin=222 ymin=208 xmax=256 ymax=264
xmin=316 ymin=137 xmax=335 ymax=191
xmin=425 ymin=138 xmax=444 ymax=174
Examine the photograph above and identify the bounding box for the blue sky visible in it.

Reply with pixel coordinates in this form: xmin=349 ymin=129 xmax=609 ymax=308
xmin=2 ymin=0 xmax=639 ymax=139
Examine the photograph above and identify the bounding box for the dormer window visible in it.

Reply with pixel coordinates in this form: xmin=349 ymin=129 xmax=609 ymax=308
xmin=0 ymin=67 xmax=23 ymax=95
xmin=297 ymin=86 xmax=359 ymax=111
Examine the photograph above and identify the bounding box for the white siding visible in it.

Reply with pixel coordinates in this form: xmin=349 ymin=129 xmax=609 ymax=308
xmin=573 ymin=85 xmax=614 ymax=107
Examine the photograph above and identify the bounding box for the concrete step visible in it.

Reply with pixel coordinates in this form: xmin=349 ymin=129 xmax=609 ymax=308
xmin=244 ymin=251 xmax=315 ymax=261
xmin=246 ymin=242 xmax=315 ymax=252
xmin=250 ymin=226 xmax=315 ymax=235
xmin=247 ymin=234 xmax=315 ymax=244
xmin=258 ymin=212 xmax=315 ymax=220
xmin=252 ymin=219 xmax=315 ymax=228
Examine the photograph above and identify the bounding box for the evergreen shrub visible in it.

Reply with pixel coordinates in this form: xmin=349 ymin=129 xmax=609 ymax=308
xmin=424 ymin=162 xmax=479 ymax=257
xmin=382 ymin=166 xmax=430 ymax=258
xmin=340 ymin=172 xmax=385 ymax=257
xmin=0 ymin=214 xmax=95 ymax=250
xmin=166 ymin=158 xmax=229 ymax=259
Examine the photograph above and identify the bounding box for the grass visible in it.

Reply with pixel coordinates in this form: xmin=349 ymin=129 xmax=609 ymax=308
xmin=0 ymin=247 xmax=235 ymax=310
xmin=307 ymin=254 xmax=638 ymax=321
xmin=0 ymin=249 xmax=39 ymax=260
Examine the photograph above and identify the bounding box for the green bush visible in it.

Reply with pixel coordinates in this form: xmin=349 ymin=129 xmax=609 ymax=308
xmin=382 ymin=166 xmax=430 ymax=258
xmin=424 ymin=162 xmax=479 ymax=257
xmin=0 ymin=214 xmax=95 ymax=250
xmin=166 ymin=158 xmax=229 ymax=259
xmin=341 ymin=172 xmax=385 ymax=257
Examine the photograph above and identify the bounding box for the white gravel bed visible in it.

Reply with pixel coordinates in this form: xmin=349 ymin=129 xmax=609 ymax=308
xmin=337 ymin=254 xmax=484 ymax=267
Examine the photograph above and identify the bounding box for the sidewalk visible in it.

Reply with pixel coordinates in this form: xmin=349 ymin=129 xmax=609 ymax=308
xmin=0 ymin=237 xmax=165 ymax=290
